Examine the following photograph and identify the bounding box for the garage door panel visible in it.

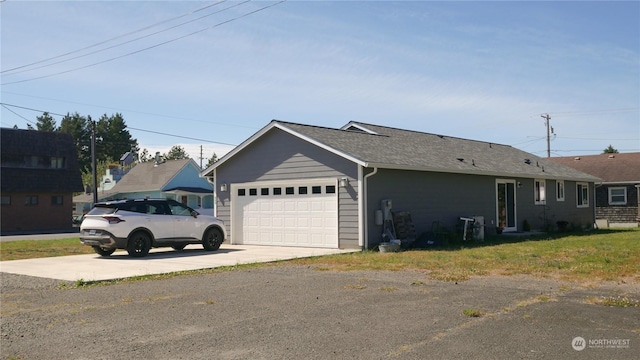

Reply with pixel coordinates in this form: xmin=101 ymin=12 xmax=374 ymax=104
xmin=233 ymin=180 xmax=338 ymax=248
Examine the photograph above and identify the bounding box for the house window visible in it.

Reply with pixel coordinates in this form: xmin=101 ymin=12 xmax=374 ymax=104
xmin=237 ymin=189 xmax=246 ymax=196
xmin=1 ymin=195 xmax=10 ymax=205
xmin=261 ymin=188 xmax=269 ymax=196
xmin=608 ymin=187 xmax=627 ymax=205
xmin=312 ymin=186 xmax=322 ymax=194
xmin=273 ymin=187 xmax=282 ymax=195
xmin=298 ymin=186 xmax=308 ymax=195
xmin=577 ymin=183 xmax=589 ymax=208
xmin=285 ymin=187 xmax=294 ymax=195
xmin=534 ymin=179 xmax=546 ymax=205
xmin=326 ymin=185 xmax=336 ymax=194
xmin=556 ymin=180 xmax=565 ymax=202
xmin=25 ymin=195 xmax=38 ymax=205
xmin=51 ymin=195 xmax=64 ymax=206
xmin=249 ymin=188 xmax=257 ymax=196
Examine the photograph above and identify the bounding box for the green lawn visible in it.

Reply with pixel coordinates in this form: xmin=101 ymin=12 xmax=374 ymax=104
xmin=2 ymin=229 xmax=639 ymax=283
xmin=290 ymin=228 xmax=640 ymax=283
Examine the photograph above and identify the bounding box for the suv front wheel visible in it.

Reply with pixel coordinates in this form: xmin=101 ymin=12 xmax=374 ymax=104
xmin=127 ymin=232 xmax=151 ymax=257
xmin=202 ymin=228 xmax=223 ymax=251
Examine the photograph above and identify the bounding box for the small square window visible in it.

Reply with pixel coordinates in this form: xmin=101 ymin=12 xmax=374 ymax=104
xmin=261 ymin=188 xmax=269 ymax=196
xmin=298 ymin=186 xmax=308 ymax=195
xmin=238 ymin=189 xmax=246 ymax=196
xmin=312 ymin=186 xmax=322 ymax=194
xmin=273 ymin=187 xmax=282 ymax=195
xmin=249 ymin=188 xmax=257 ymax=196
xmin=326 ymin=185 xmax=336 ymax=194
xmin=25 ymin=195 xmax=38 ymax=205
xmin=285 ymin=187 xmax=294 ymax=195
xmin=51 ymin=195 xmax=64 ymax=206
xmin=608 ymin=187 xmax=627 ymax=205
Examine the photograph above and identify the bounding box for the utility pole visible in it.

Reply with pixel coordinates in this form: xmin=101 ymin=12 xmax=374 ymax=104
xmin=91 ymin=117 xmax=98 ymax=204
xmin=541 ymin=113 xmax=554 ymax=158
xmin=199 ymin=145 xmax=203 ymax=169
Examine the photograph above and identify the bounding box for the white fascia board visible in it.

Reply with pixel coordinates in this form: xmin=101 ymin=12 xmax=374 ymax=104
xmin=340 ymin=122 xmax=379 ymax=134
xmin=201 ymin=121 xmax=367 ymax=176
xmin=275 ymin=123 xmax=367 ymax=166
xmin=201 ymin=121 xmax=278 ymax=177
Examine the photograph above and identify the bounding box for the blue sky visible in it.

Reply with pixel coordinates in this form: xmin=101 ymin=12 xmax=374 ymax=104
xmin=1 ymin=0 xmax=638 ymax=163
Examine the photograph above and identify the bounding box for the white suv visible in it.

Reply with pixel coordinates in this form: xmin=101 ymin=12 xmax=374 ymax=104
xmin=80 ymin=199 xmax=226 ymax=257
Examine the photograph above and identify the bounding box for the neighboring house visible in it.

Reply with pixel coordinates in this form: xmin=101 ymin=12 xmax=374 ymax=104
xmin=549 ymin=153 xmax=640 ymax=228
xmin=202 ymin=120 xmax=600 ymax=250
xmin=74 ymin=158 xmax=214 ymax=216
xmin=1 ymin=128 xmax=83 ymax=234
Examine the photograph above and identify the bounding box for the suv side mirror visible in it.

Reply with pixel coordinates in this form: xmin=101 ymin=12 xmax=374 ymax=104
xmin=191 ymin=211 xmax=199 ymax=218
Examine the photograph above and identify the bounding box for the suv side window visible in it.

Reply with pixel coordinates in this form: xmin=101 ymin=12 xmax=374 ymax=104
xmin=168 ymin=200 xmax=193 ymax=216
xmin=148 ymin=202 xmax=170 ymax=215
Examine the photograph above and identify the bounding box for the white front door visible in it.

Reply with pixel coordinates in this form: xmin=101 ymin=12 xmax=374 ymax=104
xmin=231 ymin=179 xmax=339 ymax=248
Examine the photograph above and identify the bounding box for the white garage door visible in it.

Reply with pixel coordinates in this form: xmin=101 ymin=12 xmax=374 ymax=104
xmin=231 ymin=179 xmax=338 ymax=248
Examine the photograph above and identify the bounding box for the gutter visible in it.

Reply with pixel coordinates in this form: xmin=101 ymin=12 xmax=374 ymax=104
xmin=361 ymin=166 xmax=378 ymax=249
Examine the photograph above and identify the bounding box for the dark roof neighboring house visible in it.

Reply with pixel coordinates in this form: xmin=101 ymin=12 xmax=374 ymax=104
xmin=207 ymin=120 xmax=601 ymax=183
xmin=0 ymin=128 xmax=83 ymax=193
xmin=549 ymin=153 xmax=640 ymax=183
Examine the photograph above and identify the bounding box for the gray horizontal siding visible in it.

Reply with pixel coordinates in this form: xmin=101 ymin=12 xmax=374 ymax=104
xmin=365 ymin=169 xmax=595 ymax=246
xmin=216 ymin=128 xmax=359 ymax=248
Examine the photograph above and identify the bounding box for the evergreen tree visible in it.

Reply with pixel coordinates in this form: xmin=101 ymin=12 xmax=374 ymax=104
xmin=164 ymin=145 xmax=190 ymax=160
xmin=95 ymin=113 xmax=139 ymax=164
xmin=36 ymin=112 xmax=57 ymax=132
xmin=602 ymin=145 xmax=619 ymax=154
xmin=205 ymin=152 xmax=218 ymax=168
xmin=58 ymin=112 xmax=92 ymax=173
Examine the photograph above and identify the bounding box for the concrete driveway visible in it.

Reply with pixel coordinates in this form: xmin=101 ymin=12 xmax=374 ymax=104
xmin=0 ymin=244 xmax=358 ymax=282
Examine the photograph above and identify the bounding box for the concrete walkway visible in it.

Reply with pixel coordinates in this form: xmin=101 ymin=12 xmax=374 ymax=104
xmin=0 ymin=244 xmax=359 ymax=282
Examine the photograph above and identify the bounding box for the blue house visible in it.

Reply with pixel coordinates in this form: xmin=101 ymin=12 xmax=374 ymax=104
xmin=74 ymin=158 xmax=214 ymax=215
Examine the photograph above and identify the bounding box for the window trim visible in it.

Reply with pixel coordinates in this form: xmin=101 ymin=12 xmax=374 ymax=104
xmin=534 ymin=179 xmax=546 ymax=205
xmin=608 ymin=187 xmax=627 ymax=205
xmin=576 ymin=182 xmax=589 ymax=208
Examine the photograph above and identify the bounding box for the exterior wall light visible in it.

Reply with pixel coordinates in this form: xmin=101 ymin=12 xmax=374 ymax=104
xmin=220 ymin=183 xmax=228 ymax=192
xmin=339 ymin=178 xmax=349 ymax=188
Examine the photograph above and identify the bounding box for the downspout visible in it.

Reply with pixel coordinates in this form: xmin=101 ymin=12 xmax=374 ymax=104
xmin=361 ymin=166 xmax=378 ymax=250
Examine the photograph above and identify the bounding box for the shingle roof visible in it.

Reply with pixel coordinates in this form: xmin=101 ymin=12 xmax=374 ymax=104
xmin=97 ymin=158 xmax=194 ymax=198
xmin=549 ymin=153 xmax=640 ymax=183
xmin=1 ymin=128 xmax=83 ymax=192
xmin=205 ymin=121 xmax=600 ymax=182
xmin=271 ymin=121 xmax=600 ymax=182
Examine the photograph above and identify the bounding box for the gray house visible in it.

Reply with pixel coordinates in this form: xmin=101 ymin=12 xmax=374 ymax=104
xmin=203 ymin=120 xmax=600 ymax=249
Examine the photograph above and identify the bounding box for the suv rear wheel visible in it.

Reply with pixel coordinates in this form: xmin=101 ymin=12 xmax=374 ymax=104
xmin=92 ymin=246 xmax=115 ymax=257
xmin=127 ymin=232 xmax=151 ymax=257
xmin=202 ymin=228 xmax=223 ymax=251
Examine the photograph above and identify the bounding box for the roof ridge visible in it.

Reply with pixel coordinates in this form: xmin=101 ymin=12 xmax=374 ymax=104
xmin=347 ymin=121 xmax=513 ymax=148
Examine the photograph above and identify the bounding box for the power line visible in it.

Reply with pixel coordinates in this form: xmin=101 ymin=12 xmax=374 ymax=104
xmin=126 ymin=126 xmax=237 ymax=147
xmin=1 ymin=1 xmax=228 ymax=74
xmin=0 ymin=93 xmax=258 ymax=129
xmin=1 ymin=0 xmax=287 ymax=86
xmin=2 ymin=0 xmax=248 ymax=77
xmin=0 ymin=104 xmax=37 ymax=125
xmin=0 ymin=102 xmax=239 ymax=147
